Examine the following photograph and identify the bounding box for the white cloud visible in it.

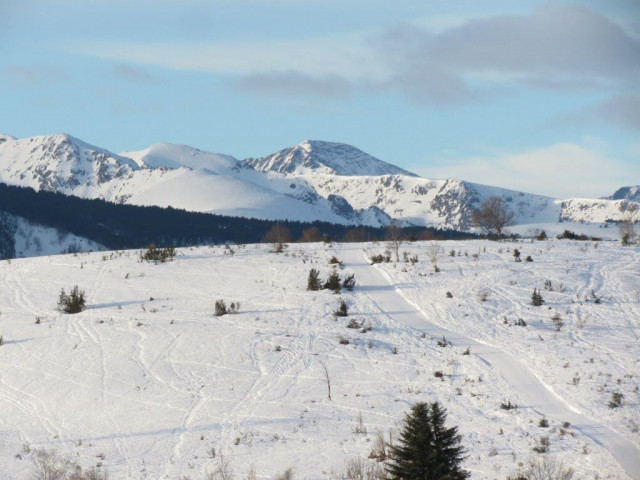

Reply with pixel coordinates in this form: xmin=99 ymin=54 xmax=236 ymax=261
xmin=68 ymin=35 xmax=385 ymax=79
xmin=419 ymin=142 xmax=639 ymax=198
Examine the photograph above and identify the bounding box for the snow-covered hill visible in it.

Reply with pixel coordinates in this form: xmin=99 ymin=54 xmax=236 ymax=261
xmin=0 ymin=133 xmax=636 ymax=232
xmin=0 ymin=240 xmax=637 ymax=479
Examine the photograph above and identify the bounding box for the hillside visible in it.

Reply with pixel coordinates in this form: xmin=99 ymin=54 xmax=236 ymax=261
xmin=0 ymin=240 xmax=638 ymax=479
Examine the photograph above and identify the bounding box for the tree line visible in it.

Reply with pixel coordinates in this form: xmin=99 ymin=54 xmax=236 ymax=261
xmin=0 ymin=183 xmax=474 ymax=253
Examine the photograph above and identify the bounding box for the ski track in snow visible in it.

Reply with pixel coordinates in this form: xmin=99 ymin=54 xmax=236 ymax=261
xmin=348 ymin=244 xmax=640 ymax=480
xmin=0 ymin=242 xmax=638 ymax=479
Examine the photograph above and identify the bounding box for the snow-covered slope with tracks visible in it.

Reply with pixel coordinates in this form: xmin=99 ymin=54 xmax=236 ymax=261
xmin=0 ymin=240 xmax=637 ymax=479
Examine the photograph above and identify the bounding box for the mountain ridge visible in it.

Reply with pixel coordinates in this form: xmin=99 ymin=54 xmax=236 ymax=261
xmin=0 ymin=132 xmax=636 ymax=231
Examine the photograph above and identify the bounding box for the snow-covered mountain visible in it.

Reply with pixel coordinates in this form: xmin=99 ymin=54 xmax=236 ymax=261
xmin=0 ymin=132 xmax=636 ymax=231
xmin=609 ymin=185 xmax=640 ymax=203
xmin=244 ymin=140 xmax=415 ymax=177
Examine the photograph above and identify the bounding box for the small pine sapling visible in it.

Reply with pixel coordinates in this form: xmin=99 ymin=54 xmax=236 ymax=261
xmin=307 ymin=269 xmax=322 ymax=291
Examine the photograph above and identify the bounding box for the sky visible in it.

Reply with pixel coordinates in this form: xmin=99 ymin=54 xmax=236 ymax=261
xmin=1 ymin=0 xmax=639 ymax=198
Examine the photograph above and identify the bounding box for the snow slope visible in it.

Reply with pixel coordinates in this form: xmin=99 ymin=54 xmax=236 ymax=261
xmin=346 ymin=244 xmax=640 ymax=479
xmin=0 ymin=240 xmax=637 ymax=479
xmin=0 ymin=211 xmax=102 ymax=260
xmin=122 ymin=143 xmax=239 ymax=173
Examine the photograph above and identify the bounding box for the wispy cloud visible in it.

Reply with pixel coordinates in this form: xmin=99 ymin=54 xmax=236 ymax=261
xmin=65 ymin=5 xmax=639 ymax=105
xmin=111 ymin=64 xmax=164 ymax=85
xmin=420 ymin=142 xmax=638 ymax=198
xmin=0 ymin=65 xmax=71 ymax=87
xmin=552 ymin=94 xmax=640 ymax=132
xmin=232 ymin=71 xmax=351 ymax=99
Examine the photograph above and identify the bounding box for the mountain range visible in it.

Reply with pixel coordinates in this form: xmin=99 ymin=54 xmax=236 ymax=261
xmin=0 ymin=132 xmax=637 ymax=233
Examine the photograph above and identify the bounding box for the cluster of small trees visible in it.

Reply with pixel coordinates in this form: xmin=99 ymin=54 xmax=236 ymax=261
xmin=307 ymin=269 xmax=355 ymax=293
xmin=141 ymin=244 xmax=176 ymax=263
xmin=215 ymin=300 xmax=240 ymax=316
xmin=58 ymin=286 xmax=86 ymax=314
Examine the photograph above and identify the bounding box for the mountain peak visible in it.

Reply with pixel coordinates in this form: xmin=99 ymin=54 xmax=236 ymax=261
xmin=243 ymin=140 xmax=416 ymax=177
xmin=609 ymin=185 xmax=640 ymax=202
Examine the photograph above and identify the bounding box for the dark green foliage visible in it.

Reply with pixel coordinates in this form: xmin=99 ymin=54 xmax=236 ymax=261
xmin=500 ymin=400 xmax=517 ymax=410
xmin=335 ymin=300 xmax=348 ymax=317
xmin=525 ymin=255 xmax=533 ymax=262
xmin=141 ymin=244 xmax=175 ymax=263
xmin=307 ymin=269 xmax=322 ymax=291
xmin=324 ymin=271 xmax=342 ymax=293
xmin=214 ymin=300 xmax=239 ymax=316
xmin=538 ymin=417 xmax=549 ymax=428
xmin=342 ymin=273 xmax=356 ymax=291
xmin=370 ymin=254 xmax=391 ymax=264
xmin=0 ymin=211 xmax=17 ymax=260
xmin=0 ymin=183 xmax=476 ymax=255
xmin=328 ymin=256 xmax=343 ymax=266
xmin=531 ymin=288 xmax=544 ymax=307
xmin=556 ymin=230 xmax=601 ymax=241
xmin=58 ymin=286 xmax=86 ymax=314
xmin=536 ymin=230 xmax=548 ymax=240
xmin=386 ymin=402 xmax=469 ymax=480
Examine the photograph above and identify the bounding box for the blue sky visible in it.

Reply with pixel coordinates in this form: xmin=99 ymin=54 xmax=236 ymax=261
xmin=1 ymin=0 xmax=639 ymax=198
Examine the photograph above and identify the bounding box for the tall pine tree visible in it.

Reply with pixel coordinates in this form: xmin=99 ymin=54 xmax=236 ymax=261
xmin=386 ymin=402 xmax=469 ymax=480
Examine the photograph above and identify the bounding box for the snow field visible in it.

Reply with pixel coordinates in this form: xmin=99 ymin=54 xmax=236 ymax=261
xmin=0 ymin=241 xmax=637 ymax=479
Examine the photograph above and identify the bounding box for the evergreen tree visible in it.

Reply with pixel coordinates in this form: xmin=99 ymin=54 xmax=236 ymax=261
xmin=335 ymin=299 xmax=348 ymax=317
xmin=386 ymin=402 xmax=469 ymax=480
xmin=58 ymin=286 xmax=86 ymax=314
xmin=531 ymin=288 xmax=544 ymax=306
xmin=307 ymin=269 xmax=322 ymax=291
xmin=324 ymin=271 xmax=342 ymax=293
xmin=342 ymin=273 xmax=356 ymax=291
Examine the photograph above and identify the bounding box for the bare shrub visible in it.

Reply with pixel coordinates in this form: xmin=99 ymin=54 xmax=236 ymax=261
xmin=532 ymin=436 xmax=550 ymax=454
xmin=274 ymin=468 xmax=294 ymax=480
xmin=472 ymin=196 xmax=516 ymax=236
xmin=386 ymin=222 xmax=403 ymax=262
xmin=206 ymin=455 xmax=234 ymax=480
xmin=522 ymin=455 xmax=574 ymax=480
xmin=368 ymin=431 xmax=388 ymax=462
xmin=29 ymin=449 xmax=108 ymax=480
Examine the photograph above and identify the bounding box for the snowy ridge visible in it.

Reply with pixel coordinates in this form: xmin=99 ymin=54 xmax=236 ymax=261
xmin=122 ymin=143 xmax=239 ymax=173
xmin=609 ymin=185 xmax=640 ymax=203
xmin=0 ymin=132 xmax=637 ymax=232
xmin=243 ymin=140 xmax=416 ymax=177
